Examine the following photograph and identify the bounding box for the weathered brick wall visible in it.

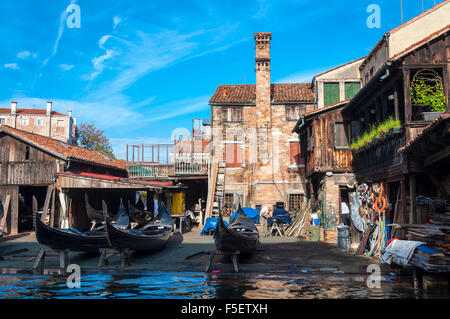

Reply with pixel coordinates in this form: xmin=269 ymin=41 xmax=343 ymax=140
xmin=211 ymin=103 xmax=313 ymax=208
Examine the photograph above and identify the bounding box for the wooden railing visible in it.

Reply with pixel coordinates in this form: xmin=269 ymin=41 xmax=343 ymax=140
xmin=127 ymin=162 xmax=208 ymax=178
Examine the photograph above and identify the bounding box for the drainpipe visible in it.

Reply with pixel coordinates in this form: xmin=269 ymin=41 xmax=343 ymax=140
xmin=384 ymin=33 xmax=390 ymax=60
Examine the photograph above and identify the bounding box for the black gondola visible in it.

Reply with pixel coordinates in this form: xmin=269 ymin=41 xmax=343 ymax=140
xmin=85 ymin=193 xmax=129 ymax=230
xmin=34 ymin=196 xmax=129 ymax=253
xmin=214 ymin=205 xmax=259 ymax=253
xmin=128 ymin=199 xmax=153 ymax=226
xmin=34 ymin=211 xmax=108 ymax=252
xmin=103 ymin=200 xmax=173 ymax=251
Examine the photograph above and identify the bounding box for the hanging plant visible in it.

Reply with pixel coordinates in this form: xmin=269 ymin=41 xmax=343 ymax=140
xmin=410 ymin=69 xmax=447 ymax=112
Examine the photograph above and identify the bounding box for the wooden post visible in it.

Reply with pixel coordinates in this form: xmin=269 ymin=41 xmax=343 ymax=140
xmin=42 ymin=185 xmax=53 ymax=223
xmin=402 ymin=66 xmax=411 ymax=125
xmin=10 ymin=186 xmax=19 ymax=235
xmin=393 ymin=82 xmax=400 ymax=121
xmin=50 ymin=187 xmax=56 ymax=227
xmin=1 ymin=194 xmax=11 ymax=233
xmin=409 ymin=174 xmax=416 ymax=224
xmin=400 ymin=178 xmax=407 ymax=227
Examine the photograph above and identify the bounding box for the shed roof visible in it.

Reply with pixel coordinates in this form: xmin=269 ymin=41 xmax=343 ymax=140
xmin=0 ymin=125 xmax=126 ymax=171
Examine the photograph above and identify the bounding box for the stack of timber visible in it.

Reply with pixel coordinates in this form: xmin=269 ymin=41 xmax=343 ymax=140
xmin=390 ymin=205 xmax=450 ymax=272
xmin=285 ymin=199 xmax=311 ymax=238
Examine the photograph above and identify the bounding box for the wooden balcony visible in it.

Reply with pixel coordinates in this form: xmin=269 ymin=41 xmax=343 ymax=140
xmin=127 ymin=162 xmax=208 ymax=179
xmin=351 ymin=129 xmax=408 ymax=181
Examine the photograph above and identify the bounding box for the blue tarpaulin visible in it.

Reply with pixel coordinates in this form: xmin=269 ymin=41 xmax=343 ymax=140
xmin=229 ymin=207 xmax=260 ymax=225
xmin=268 ymin=208 xmax=292 ymax=226
xmin=200 ymin=217 xmax=228 ymax=236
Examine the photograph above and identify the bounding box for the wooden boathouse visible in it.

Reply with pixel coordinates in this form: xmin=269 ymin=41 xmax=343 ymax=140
xmin=341 ymin=21 xmax=449 ymax=227
xmin=0 ymin=125 xmax=180 ymax=234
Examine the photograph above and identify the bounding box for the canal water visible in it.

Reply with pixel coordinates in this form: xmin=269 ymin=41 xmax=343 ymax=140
xmin=0 ymin=269 xmax=445 ymax=299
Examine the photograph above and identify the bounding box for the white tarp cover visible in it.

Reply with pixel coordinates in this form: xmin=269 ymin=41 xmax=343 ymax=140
xmin=380 ymin=239 xmax=425 ymax=266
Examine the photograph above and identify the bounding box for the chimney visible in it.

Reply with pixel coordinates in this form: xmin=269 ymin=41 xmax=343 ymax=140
xmin=11 ymin=101 xmax=17 ymax=115
xmin=46 ymin=101 xmax=52 ymax=116
xmin=254 ymin=32 xmax=272 ymax=126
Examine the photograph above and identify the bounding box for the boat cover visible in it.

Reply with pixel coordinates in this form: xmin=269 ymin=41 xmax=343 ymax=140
xmin=229 ymin=207 xmax=260 ymax=225
xmin=268 ymin=208 xmax=292 ymax=226
xmin=201 ymin=217 xmax=228 ymax=236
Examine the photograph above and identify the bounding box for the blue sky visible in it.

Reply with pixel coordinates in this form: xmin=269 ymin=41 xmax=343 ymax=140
xmin=0 ymin=0 xmax=443 ymax=159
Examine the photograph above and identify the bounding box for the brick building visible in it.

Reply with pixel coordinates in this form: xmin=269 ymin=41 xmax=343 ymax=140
xmin=0 ymin=101 xmax=76 ymax=144
xmin=208 ymin=32 xmax=314 ymax=214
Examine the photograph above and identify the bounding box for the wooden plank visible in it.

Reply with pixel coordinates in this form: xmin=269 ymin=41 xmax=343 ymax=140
xmin=409 ymin=174 xmax=416 ymax=224
xmin=1 ymin=194 xmax=10 ymax=232
xmin=41 ymin=185 xmax=53 ymax=223
xmin=424 ymin=146 xmax=450 ymax=166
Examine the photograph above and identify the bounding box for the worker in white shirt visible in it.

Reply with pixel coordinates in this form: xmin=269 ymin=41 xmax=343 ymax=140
xmin=260 ymin=205 xmax=273 ymax=237
xmin=341 ymin=201 xmax=351 ymax=227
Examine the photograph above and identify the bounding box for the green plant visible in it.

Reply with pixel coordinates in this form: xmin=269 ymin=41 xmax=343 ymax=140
xmin=410 ymin=69 xmax=447 ymax=112
xmin=350 ymin=116 xmax=401 ymax=151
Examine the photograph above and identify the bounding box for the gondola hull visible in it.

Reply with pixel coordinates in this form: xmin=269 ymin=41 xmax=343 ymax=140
xmin=105 ymin=221 xmax=172 ymax=251
xmin=103 ymin=201 xmax=173 ymax=252
xmin=34 ymin=213 xmax=108 ymax=252
xmin=214 ymin=211 xmax=259 ymax=253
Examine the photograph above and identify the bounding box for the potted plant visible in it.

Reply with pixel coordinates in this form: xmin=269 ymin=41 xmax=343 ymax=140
xmin=410 ymin=69 xmax=447 ymax=121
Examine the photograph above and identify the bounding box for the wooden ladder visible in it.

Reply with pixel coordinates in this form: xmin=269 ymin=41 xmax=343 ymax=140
xmin=211 ymin=161 xmax=226 ymax=218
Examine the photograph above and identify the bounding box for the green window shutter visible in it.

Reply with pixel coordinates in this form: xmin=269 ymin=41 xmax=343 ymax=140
xmin=345 ymin=82 xmax=361 ymax=100
xmin=324 ymin=83 xmax=340 ymax=107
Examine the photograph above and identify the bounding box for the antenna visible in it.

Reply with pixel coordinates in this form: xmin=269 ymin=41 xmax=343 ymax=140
xmin=400 ymin=0 xmax=404 ymax=24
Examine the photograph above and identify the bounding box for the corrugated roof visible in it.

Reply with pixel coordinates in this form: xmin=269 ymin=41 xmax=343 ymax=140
xmin=0 ymin=125 xmax=126 ymax=171
xmin=209 ymin=83 xmax=314 ymax=104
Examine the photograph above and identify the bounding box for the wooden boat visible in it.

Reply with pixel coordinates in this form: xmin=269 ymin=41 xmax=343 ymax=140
xmin=85 ymin=193 xmax=104 ymax=222
xmin=103 ymin=200 xmax=173 ymax=251
xmin=214 ymin=205 xmax=259 ymax=253
xmin=34 ymin=211 xmax=109 ymax=253
xmin=85 ymin=193 xmax=129 ymax=230
xmin=129 ymin=199 xmax=153 ymax=226
xmin=34 ymin=195 xmax=129 ymax=252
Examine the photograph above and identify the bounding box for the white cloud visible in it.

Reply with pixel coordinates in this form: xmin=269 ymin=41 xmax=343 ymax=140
xmin=59 ymin=64 xmax=75 ymax=71
xmin=89 ymin=35 xmax=119 ymax=81
xmin=17 ymin=51 xmax=37 ymax=59
xmin=4 ymin=63 xmax=19 ymax=70
xmin=113 ymin=16 xmax=122 ymax=29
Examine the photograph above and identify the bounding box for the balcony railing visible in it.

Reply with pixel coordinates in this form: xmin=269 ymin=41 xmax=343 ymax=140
xmin=127 ymin=162 xmax=208 ymax=179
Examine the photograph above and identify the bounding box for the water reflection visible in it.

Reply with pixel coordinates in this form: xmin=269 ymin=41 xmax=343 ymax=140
xmin=0 ymin=270 xmax=444 ymax=299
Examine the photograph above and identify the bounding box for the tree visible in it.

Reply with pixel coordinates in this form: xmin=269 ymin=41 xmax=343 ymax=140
xmin=75 ymin=122 xmax=115 ymax=159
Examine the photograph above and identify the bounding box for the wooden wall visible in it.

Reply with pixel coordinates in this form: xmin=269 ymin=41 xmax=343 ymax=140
xmin=302 ymin=109 xmax=353 ymax=179
xmin=0 ymin=135 xmax=57 ymax=186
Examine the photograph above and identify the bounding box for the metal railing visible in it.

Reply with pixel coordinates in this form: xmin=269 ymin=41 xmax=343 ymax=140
xmin=127 ymin=161 xmax=208 ymax=179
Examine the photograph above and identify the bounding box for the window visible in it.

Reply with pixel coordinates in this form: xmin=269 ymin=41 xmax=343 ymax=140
xmin=345 ymin=82 xmax=360 ymax=100
xmin=57 ymin=120 xmax=65 ymax=127
xmin=323 ymin=82 xmax=340 ymax=107
xmin=289 ymin=141 xmax=304 ymax=165
xmin=225 ymin=142 xmax=242 ymax=168
xmin=289 ymin=194 xmax=304 ymax=213
xmin=20 ymin=118 xmax=29 ymax=126
xmin=224 ymin=193 xmax=234 ymax=215
xmin=35 ymin=118 xmax=43 ymax=126
xmin=25 ymin=146 xmax=30 ymax=161
xmin=334 ymin=121 xmax=350 ymax=149
xmin=223 ymin=107 xmax=242 ymax=122
xmin=286 ymin=105 xmax=305 ymax=121
xmin=0 ymin=118 xmax=6 ymax=125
